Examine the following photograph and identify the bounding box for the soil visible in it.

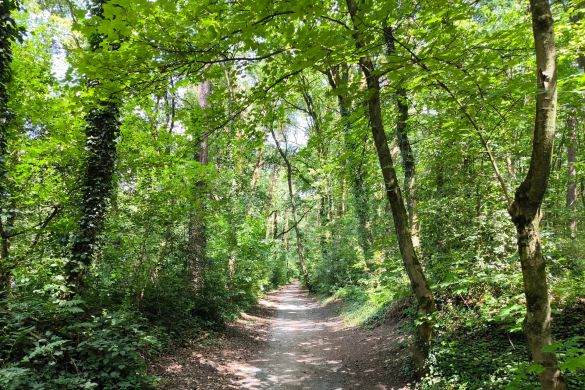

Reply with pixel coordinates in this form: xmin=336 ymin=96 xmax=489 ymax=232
xmin=150 ymin=281 xmax=412 ymax=389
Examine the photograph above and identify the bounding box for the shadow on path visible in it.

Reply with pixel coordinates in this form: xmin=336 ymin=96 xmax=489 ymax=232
xmin=230 ymin=281 xmax=410 ymax=390
xmin=152 ymin=281 xmax=411 ymax=390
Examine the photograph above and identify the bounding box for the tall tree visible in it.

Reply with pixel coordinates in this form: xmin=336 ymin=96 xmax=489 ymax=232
xmin=298 ymin=79 xmax=332 ymax=264
xmin=326 ymin=65 xmax=373 ymax=260
xmin=0 ymin=0 xmax=21 ymax=289
xmin=383 ymin=25 xmax=421 ymax=253
xmin=68 ymin=0 xmax=121 ymax=288
xmin=187 ymin=80 xmax=211 ymax=289
xmin=566 ymin=112 xmax=578 ymax=239
xmin=508 ymin=0 xmax=566 ymax=388
xmin=271 ymin=126 xmax=311 ymax=289
xmin=346 ymin=0 xmax=435 ymax=369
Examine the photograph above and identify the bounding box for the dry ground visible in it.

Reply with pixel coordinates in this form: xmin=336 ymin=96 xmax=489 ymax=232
xmin=150 ymin=282 xmax=412 ymax=389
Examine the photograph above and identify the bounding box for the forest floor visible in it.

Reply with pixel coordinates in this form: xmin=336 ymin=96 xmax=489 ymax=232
xmin=150 ymin=281 xmax=413 ymax=389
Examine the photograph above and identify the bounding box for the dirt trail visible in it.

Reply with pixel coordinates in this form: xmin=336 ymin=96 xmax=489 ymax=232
xmin=152 ymin=282 xmax=411 ymax=389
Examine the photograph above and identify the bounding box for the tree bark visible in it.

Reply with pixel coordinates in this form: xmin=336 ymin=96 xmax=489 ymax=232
xmin=395 ymin=88 xmax=421 ymax=253
xmin=187 ymin=81 xmax=211 ymax=290
xmin=383 ymin=25 xmax=421 ymax=254
xmin=508 ymin=1 xmax=566 ymax=388
xmin=271 ymin=129 xmax=311 ymax=289
xmin=567 ymin=112 xmax=577 ymax=239
xmin=346 ymin=0 xmax=435 ymax=370
xmin=265 ymin=168 xmax=278 ymax=240
xmin=250 ymin=147 xmax=264 ymax=191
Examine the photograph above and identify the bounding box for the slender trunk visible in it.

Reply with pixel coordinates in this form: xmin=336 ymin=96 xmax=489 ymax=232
xmin=581 ymin=179 xmax=585 ymax=209
xmin=383 ymin=25 xmax=421 ymax=254
xmin=265 ymin=168 xmax=278 ymax=240
xmin=250 ymin=147 xmax=263 ymax=191
xmin=0 ymin=0 xmax=20 ymax=289
xmin=346 ymin=0 xmax=435 ymax=370
xmin=271 ymin=129 xmax=311 ymax=288
xmin=567 ymin=112 xmax=577 ymax=239
xmin=506 ymin=154 xmax=517 ymax=180
xmin=272 ymin=210 xmax=278 ymax=240
xmin=288 ymin=164 xmax=310 ymax=288
xmin=301 ymin=86 xmax=331 ymax=261
xmin=326 ymin=66 xmax=372 ymax=259
xmin=284 ymin=208 xmax=290 ymax=278
xmin=508 ymin=1 xmax=566 ymax=388
xmin=187 ymin=81 xmax=211 ymax=290
xmin=284 ymin=209 xmax=289 ymax=251
xmin=338 ymin=178 xmax=346 ymax=217
xmin=396 ymin=88 xmax=421 ymax=253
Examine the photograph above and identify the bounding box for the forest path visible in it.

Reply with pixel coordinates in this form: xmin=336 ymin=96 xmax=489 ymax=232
xmin=152 ymin=281 xmax=411 ymax=389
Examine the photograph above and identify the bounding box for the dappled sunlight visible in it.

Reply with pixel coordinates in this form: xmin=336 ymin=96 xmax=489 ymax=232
xmin=153 ymin=281 xmax=411 ymax=389
xmin=222 ymin=281 xmax=410 ymax=389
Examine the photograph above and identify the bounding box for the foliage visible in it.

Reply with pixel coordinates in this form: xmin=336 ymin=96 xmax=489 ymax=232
xmin=0 ymin=0 xmax=584 ymax=388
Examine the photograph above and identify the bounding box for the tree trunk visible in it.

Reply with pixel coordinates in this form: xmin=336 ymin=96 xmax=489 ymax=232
xmin=396 ymin=88 xmax=421 ymax=253
xmin=250 ymin=147 xmax=264 ymax=191
xmin=0 ymin=0 xmax=20 ymax=289
xmin=326 ymin=66 xmax=372 ymax=259
xmin=265 ymin=168 xmax=278 ymax=240
xmin=67 ymin=0 xmax=123 ymax=289
xmin=69 ymin=102 xmax=120 ymax=287
xmin=187 ymin=81 xmax=211 ymax=290
xmin=300 ymin=85 xmax=332 ymax=263
xmin=271 ymin=129 xmax=311 ymax=289
xmin=284 ymin=209 xmax=290 ymax=251
xmin=346 ymin=0 xmax=435 ymax=370
xmin=508 ymin=1 xmax=566 ymax=388
xmin=567 ymin=112 xmax=577 ymax=239
xmin=383 ymin=25 xmax=421 ymax=254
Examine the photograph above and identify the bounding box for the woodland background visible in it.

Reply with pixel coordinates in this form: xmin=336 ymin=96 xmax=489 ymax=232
xmin=0 ymin=0 xmax=584 ymax=388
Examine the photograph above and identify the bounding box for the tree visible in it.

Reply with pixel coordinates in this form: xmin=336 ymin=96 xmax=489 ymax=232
xmin=383 ymin=24 xmax=421 ymax=254
xmin=508 ymin=0 xmax=566 ymax=388
xmin=566 ymin=112 xmax=578 ymax=239
xmin=0 ymin=0 xmax=22 ymax=288
xmin=326 ymin=65 xmax=373 ymax=260
xmin=187 ymin=80 xmax=211 ymax=289
xmin=346 ymin=0 xmax=435 ymax=369
xmin=68 ymin=0 xmax=121 ymax=288
xmin=271 ymin=124 xmax=311 ymax=289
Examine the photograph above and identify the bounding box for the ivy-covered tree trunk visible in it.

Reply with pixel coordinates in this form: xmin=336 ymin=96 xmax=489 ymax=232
xmin=508 ymin=1 xmax=566 ymax=388
xmin=69 ymin=103 xmax=120 ymax=286
xmin=187 ymin=80 xmax=211 ymax=290
xmin=0 ymin=0 xmax=20 ymax=289
xmin=68 ymin=0 xmax=121 ymax=288
xmin=326 ymin=65 xmax=372 ymax=260
xmin=346 ymin=0 xmax=435 ymax=370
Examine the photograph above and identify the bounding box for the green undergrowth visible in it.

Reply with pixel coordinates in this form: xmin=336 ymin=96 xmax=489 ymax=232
xmin=419 ymin=300 xmax=585 ymax=389
xmin=0 ymin=255 xmax=282 ymax=389
xmin=419 ymin=283 xmax=585 ymax=390
xmin=323 ymin=282 xmax=411 ymax=328
xmin=322 ymin=270 xmax=585 ymax=389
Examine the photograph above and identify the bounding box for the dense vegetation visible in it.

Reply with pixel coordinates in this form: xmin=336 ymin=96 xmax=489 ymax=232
xmin=0 ymin=0 xmax=584 ymax=388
